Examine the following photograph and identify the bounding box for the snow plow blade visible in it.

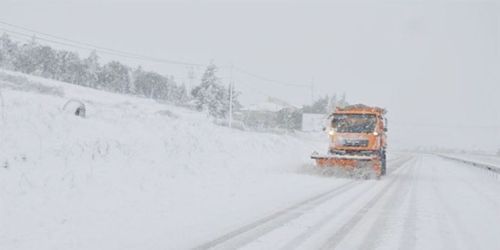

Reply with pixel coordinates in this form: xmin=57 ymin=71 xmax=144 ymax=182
xmin=311 ymin=152 xmax=382 ymax=178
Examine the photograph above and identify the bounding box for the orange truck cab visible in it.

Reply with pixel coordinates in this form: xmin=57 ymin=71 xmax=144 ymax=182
xmin=311 ymin=104 xmax=387 ymax=178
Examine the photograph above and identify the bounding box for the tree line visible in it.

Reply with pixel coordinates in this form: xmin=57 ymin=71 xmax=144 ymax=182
xmin=0 ymin=33 xmax=238 ymax=115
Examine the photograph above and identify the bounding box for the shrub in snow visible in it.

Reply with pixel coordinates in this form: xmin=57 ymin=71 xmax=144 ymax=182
xmin=156 ymin=110 xmax=178 ymax=119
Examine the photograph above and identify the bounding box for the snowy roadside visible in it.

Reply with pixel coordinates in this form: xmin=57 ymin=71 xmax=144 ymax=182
xmin=440 ymin=153 xmax=500 ymax=172
xmin=0 ymin=70 xmax=356 ymax=249
xmin=442 ymin=153 xmax=500 ymax=167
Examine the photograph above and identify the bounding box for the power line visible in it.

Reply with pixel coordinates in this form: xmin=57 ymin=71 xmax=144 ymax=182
xmin=1 ymin=28 xmax=107 ymax=52
xmin=233 ymin=66 xmax=309 ymax=88
xmin=232 ymin=80 xmax=270 ymax=97
xmin=235 ymin=80 xmax=294 ymax=103
xmin=1 ymin=27 xmax=206 ymax=69
xmin=0 ymin=20 xmax=318 ymax=103
xmin=0 ymin=20 xmax=203 ymax=67
xmin=0 ymin=28 xmax=163 ymax=63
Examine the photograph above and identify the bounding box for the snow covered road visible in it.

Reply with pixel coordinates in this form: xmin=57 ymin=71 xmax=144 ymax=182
xmin=193 ymin=155 xmax=500 ymax=250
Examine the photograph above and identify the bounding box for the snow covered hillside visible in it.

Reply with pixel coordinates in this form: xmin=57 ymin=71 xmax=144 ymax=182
xmin=0 ymin=69 xmax=319 ymax=177
xmin=0 ymin=69 xmax=344 ymax=249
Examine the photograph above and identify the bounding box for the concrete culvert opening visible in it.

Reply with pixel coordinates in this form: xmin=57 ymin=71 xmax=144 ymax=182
xmin=63 ymin=99 xmax=86 ymax=118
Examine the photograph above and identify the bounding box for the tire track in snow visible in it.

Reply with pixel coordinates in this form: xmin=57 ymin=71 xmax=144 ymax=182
xmin=192 ymin=156 xmax=415 ymax=250
xmin=396 ymin=156 xmax=420 ymax=250
xmin=318 ymin=157 xmax=416 ymax=250
xmin=386 ymin=155 xmax=415 ymax=175
xmin=192 ymin=180 xmax=359 ymax=250
xmin=279 ymin=155 xmax=414 ymax=250
xmin=278 ymin=182 xmax=373 ymax=250
xmin=357 ymin=156 xmax=418 ymax=250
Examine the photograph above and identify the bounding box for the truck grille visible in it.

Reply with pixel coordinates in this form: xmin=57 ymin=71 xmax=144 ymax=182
xmin=342 ymin=139 xmax=369 ymax=147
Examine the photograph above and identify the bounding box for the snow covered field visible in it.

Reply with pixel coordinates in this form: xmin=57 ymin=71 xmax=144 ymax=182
xmin=1 ymin=70 xmax=500 ymax=250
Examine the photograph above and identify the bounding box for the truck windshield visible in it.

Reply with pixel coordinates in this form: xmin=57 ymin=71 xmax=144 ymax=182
xmin=332 ymin=114 xmax=377 ymax=133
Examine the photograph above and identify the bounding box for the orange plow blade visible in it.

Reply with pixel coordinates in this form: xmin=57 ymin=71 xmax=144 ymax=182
xmin=311 ymin=152 xmax=381 ymax=178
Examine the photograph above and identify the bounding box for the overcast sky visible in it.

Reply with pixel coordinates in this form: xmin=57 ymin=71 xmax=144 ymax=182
xmin=1 ymin=0 xmax=499 ymax=150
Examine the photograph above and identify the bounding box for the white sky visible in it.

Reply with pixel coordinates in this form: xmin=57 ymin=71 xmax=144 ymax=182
xmin=1 ymin=0 xmax=499 ymax=150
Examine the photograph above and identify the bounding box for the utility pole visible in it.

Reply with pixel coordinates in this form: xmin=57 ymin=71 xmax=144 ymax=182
xmin=228 ymin=64 xmax=234 ymax=128
xmin=187 ymin=66 xmax=195 ymax=93
xmin=326 ymin=94 xmax=331 ymax=113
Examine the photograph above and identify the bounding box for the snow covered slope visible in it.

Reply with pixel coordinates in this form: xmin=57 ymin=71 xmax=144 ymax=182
xmin=0 ymin=69 xmax=327 ymax=176
xmin=0 ymin=69 xmax=346 ymax=249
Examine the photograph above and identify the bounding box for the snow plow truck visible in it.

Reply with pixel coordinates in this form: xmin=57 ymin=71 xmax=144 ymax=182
xmin=311 ymin=104 xmax=387 ymax=179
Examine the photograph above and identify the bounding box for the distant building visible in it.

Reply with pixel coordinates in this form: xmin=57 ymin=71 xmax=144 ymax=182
xmin=240 ymin=97 xmax=302 ymax=131
xmin=302 ymin=113 xmax=327 ymax=132
xmin=301 ymin=94 xmax=349 ymax=132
